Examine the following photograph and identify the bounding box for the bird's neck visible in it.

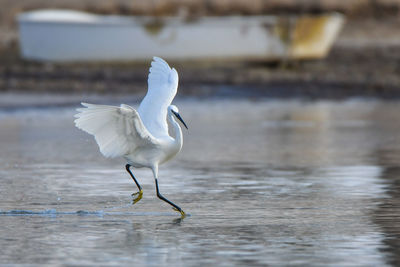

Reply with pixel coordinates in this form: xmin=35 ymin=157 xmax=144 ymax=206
xmin=168 ymin=114 xmax=183 ymax=149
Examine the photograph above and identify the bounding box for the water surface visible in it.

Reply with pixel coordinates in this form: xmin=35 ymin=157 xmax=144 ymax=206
xmin=0 ymin=99 xmax=400 ymax=266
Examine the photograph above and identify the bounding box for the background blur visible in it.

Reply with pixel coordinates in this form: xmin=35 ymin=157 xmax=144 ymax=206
xmin=0 ymin=0 xmax=399 ymax=100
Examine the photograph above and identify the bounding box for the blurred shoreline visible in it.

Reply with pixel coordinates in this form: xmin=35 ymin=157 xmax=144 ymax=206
xmin=1 ymin=1 xmax=400 ymax=100
xmin=1 ymin=41 xmax=400 ymax=100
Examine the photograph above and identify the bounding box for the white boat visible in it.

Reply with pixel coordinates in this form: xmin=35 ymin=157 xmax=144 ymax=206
xmin=17 ymin=9 xmax=344 ymax=62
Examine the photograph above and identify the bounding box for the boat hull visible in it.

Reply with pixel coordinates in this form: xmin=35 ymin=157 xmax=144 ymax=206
xmin=17 ymin=10 xmax=344 ymax=62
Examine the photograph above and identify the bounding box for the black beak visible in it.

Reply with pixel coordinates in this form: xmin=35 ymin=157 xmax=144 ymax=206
xmin=171 ymin=110 xmax=188 ymax=130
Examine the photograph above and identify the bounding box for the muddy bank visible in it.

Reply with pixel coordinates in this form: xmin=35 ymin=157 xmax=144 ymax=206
xmin=1 ymin=43 xmax=400 ymax=100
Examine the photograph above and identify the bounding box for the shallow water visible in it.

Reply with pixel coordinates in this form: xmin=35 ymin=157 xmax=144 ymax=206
xmin=1 ymin=98 xmax=400 ymax=266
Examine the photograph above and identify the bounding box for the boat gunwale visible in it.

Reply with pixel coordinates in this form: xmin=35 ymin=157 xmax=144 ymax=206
xmin=17 ymin=10 xmax=342 ymax=28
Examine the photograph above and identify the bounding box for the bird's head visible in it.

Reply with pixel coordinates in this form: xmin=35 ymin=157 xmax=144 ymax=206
xmin=168 ymin=105 xmax=188 ymax=130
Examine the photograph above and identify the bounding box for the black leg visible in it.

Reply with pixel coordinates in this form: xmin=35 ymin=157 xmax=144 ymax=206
xmin=155 ymin=178 xmax=185 ymax=217
xmin=125 ymin=164 xmax=143 ymax=204
xmin=125 ymin=164 xmax=142 ymax=191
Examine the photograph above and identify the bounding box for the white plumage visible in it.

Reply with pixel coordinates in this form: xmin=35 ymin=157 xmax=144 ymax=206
xmin=139 ymin=56 xmax=179 ymax=139
xmin=74 ymin=57 xmax=187 ymax=216
xmin=74 ymin=103 xmax=156 ymax=158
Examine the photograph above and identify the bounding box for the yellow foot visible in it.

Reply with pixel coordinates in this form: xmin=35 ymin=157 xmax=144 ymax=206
xmin=173 ymin=207 xmax=186 ymax=217
xmin=131 ymin=189 xmax=143 ymax=204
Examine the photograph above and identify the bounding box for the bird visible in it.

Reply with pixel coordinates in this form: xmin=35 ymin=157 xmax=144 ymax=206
xmin=74 ymin=57 xmax=188 ymax=216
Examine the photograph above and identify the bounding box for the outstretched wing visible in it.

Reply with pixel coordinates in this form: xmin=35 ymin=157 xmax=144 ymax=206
xmin=74 ymin=103 xmax=157 ymax=158
xmin=138 ymin=57 xmax=179 ymax=138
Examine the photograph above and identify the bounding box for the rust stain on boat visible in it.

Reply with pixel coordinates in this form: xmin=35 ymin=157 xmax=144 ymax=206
xmin=144 ymin=20 xmax=165 ymax=35
xmin=273 ymin=17 xmax=292 ymax=47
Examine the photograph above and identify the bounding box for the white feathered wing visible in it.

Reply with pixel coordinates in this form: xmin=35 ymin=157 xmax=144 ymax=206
xmin=138 ymin=56 xmax=179 ymax=139
xmin=74 ymin=103 xmax=157 ymax=158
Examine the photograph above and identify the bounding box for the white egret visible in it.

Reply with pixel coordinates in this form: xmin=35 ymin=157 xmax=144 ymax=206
xmin=74 ymin=57 xmax=188 ymax=216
